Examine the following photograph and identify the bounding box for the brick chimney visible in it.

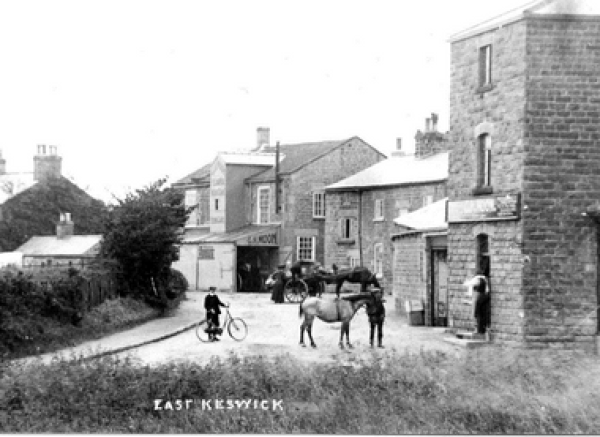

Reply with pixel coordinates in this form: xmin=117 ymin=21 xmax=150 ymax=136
xmin=391 ymin=138 xmax=406 ymax=158
xmin=56 ymin=212 xmax=74 ymax=239
xmin=0 ymin=150 xmax=5 ymax=175
xmin=34 ymin=145 xmax=62 ymax=181
xmin=255 ymin=127 xmax=270 ymax=151
xmin=415 ymin=113 xmax=448 ymax=159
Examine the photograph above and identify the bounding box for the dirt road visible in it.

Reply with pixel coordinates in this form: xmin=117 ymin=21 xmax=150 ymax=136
xmin=115 ymin=291 xmax=463 ymax=366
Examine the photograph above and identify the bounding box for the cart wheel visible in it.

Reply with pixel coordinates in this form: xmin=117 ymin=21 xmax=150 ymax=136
xmin=285 ymin=279 xmax=308 ymax=303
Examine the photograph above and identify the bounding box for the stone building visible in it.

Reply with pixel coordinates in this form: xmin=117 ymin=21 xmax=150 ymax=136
xmin=446 ymin=0 xmax=600 ymax=350
xmin=172 ymin=128 xmax=385 ymax=291
xmin=16 ymin=212 xmax=102 ymax=268
xmin=325 ymin=116 xmax=448 ymax=294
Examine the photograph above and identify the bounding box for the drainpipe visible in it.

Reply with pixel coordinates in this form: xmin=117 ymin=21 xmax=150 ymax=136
xmin=358 ymin=189 xmax=363 ymax=266
xmin=275 ymin=141 xmax=280 ymax=214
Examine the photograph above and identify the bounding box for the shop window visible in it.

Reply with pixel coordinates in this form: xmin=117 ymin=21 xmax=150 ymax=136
xmin=477 ymin=134 xmax=492 ymax=189
xmin=476 ymin=234 xmax=490 ymax=277
xmin=313 ymin=192 xmax=325 ymax=218
xmin=479 ymin=45 xmax=492 ymax=89
xmin=257 ymin=187 xmax=270 ymax=224
xmin=297 ymin=236 xmax=315 ymax=261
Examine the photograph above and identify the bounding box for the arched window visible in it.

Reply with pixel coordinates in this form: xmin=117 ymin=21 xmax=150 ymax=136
xmin=478 ymin=134 xmax=492 ymax=188
xmin=476 ymin=234 xmax=490 ymax=277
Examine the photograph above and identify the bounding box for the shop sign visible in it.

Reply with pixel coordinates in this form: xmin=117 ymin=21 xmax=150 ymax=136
xmin=447 ymin=193 xmax=520 ymax=224
xmin=198 ymin=246 xmax=215 ymax=260
xmin=245 ymin=231 xmax=278 ymax=246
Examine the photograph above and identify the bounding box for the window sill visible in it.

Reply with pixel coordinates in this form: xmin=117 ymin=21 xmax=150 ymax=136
xmin=471 ymin=186 xmax=494 ymax=196
xmin=476 ymin=84 xmax=494 ymax=94
xmin=312 ymin=216 xmax=326 ymax=221
xmin=337 ymin=239 xmax=356 ymax=245
xmin=373 ymin=218 xmax=385 ymax=223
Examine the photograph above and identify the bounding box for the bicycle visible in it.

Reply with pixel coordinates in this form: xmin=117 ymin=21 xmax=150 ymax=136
xmin=195 ymin=303 xmax=248 ymax=343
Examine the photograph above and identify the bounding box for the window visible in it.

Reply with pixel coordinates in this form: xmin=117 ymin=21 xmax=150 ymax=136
xmin=185 ymin=190 xmax=200 ymax=226
xmin=297 ymin=236 xmax=315 ymax=261
xmin=374 ymin=243 xmax=384 ymax=277
xmin=340 ymin=218 xmax=353 ymax=239
xmin=423 ymin=195 xmax=433 ymax=207
xmin=478 ymin=134 xmax=492 ymax=187
xmin=374 ymin=199 xmax=384 ymax=220
xmin=349 ymin=256 xmax=360 ymax=268
xmin=313 ymin=192 xmax=325 ymax=218
xmin=479 ymin=45 xmax=492 ymax=87
xmin=257 ymin=187 xmax=270 ymax=224
xmin=214 ymin=199 xmax=219 ymax=211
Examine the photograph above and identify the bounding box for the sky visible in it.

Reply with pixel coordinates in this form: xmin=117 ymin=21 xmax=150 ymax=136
xmin=0 ymin=0 xmax=533 ymax=203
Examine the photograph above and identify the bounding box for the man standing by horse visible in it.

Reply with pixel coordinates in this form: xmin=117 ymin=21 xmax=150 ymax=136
xmin=367 ymin=289 xmax=386 ymax=348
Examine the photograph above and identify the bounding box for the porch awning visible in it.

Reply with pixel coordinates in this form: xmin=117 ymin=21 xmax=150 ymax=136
xmin=183 ymin=225 xmax=280 ymax=247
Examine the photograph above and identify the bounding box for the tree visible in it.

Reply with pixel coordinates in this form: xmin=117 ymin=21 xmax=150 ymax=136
xmin=0 ymin=177 xmax=106 ymax=251
xmin=100 ymin=178 xmax=190 ymax=303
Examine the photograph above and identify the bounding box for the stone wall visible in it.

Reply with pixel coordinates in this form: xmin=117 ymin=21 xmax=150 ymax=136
xmin=448 ymin=221 xmax=525 ymax=344
xmin=325 ymin=181 xmax=446 ymax=292
xmin=520 ymin=16 xmax=600 ymax=351
xmin=448 ymin=20 xmax=528 ymax=342
xmin=392 ymin=233 xmax=427 ymax=315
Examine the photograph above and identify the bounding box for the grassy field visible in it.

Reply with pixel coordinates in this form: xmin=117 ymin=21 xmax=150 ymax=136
xmin=2 ymin=347 xmax=600 ymax=433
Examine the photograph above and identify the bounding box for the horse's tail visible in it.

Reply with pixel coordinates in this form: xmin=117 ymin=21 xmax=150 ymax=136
xmin=299 ymin=302 xmax=304 ymax=318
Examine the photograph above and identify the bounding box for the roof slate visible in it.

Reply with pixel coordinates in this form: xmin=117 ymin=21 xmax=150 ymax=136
xmin=325 ymin=152 xmax=448 ymax=191
xmin=16 ymin=235 xmax=102 ymax=256
xmin=394 ymin=198 xmax=448 ymax=232
xmin=246 ymin=139 xmax=349 ymax=182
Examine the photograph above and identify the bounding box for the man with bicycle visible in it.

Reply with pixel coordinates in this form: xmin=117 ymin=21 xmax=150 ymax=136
xmin=204 ymin=286 xmax=228 ymax=342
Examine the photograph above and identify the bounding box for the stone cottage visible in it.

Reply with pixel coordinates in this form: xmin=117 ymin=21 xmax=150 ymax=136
xmin=325 ymin=115 xmax=448 ymax=293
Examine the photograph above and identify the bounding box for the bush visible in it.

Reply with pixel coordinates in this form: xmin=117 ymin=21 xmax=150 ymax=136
xmin=0 ymin=267 xmax=159 ymax=359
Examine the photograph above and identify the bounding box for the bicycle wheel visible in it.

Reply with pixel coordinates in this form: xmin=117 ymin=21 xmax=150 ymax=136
xmin=228 ymin=317 xmax=248 ymax=341
xmin=195 ymin=320 xmax=212 ymax=343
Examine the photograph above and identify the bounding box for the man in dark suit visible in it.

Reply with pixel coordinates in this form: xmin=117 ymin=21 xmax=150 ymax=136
xmin=367 ymin=289 xmax=386 ymax=348
xmin=204 ymin=286 xmax=227 ymax=341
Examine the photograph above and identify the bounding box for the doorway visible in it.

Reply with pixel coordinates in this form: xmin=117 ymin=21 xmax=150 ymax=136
xmin=430 ymin=249 xmax=448 ymax=327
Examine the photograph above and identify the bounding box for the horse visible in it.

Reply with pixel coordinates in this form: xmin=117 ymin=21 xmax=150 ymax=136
xmin=323 ymin=264 xmax=382 ymax=297
xmin=299 ymin=293 xmax=375 ymax=349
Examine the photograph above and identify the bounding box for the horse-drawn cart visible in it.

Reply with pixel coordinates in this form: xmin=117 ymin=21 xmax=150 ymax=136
xmin=266 ymin=260 xmax=326 ymax=303
xmin=284 ymin=260 xmax=327 ymax=302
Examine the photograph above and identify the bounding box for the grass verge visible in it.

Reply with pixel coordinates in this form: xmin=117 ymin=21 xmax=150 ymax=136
xmin=1 ymin=347 xmax=599 ymax=433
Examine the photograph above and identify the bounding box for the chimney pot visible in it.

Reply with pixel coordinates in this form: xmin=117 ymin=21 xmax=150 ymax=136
xmin=425 ymin=118 xmax=431 ymax=132
xmin=431 ymin=113 xmax=439 ymax=131
xmin=56 ymin=212 xmax=74 ymax=238
xmin=256 ymin=127 xmax=270 ymax=151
